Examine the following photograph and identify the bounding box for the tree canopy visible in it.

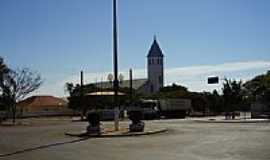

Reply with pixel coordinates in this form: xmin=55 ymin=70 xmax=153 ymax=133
xmin=65 ymin=69 xmax=270 ymax=115
xmin=0 ymin=57 xmax=43 ymax=123
xmin=222 ymin=78 xmax=245 ymax=112
xmin=244 ymin=71 xmax=270 ymax=103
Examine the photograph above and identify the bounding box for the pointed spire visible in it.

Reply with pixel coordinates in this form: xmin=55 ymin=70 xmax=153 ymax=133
xmin=147 ymin=36 xmax=164 ymax=58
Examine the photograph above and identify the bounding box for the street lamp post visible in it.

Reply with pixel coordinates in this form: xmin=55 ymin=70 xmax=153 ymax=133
xmin=129 ymin=69 xmax=133 ymax=102
xmin=113 ymin=0 xmax=119 ymax=131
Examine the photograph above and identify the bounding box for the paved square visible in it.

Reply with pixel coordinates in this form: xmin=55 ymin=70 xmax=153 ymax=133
xmin=0 ymin=118 xmax=269 ymax=160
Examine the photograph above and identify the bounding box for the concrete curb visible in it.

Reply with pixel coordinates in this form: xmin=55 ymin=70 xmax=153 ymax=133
xmin=194 ymin=119 xmax=270 ymax=123
xmin=65 ymin=128 xmax=168 ymax=138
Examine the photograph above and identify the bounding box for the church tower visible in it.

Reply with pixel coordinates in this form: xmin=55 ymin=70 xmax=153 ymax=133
xmin=147 ymin=36 xmax=164 ymax=93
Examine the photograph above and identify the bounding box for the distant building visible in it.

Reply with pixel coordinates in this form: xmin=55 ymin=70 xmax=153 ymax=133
xmin=87 ymin=37 xmax=165 ymax=95
xmin=17 ymin=95 xmax=72 ymax=117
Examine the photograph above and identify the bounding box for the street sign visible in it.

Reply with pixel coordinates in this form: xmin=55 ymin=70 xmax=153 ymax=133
xmin=208 ymin=77 xmax=219 ymax=84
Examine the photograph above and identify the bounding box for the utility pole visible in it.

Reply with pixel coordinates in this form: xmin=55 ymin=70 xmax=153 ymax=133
xmin=80 ymin=70 xmax=84 ymax=87
xmin=113 ymin=0 xmax=119 ymax=131
xmin=129 ymin=68 xmax=133 ymax=103
xmin=80 ymin=70 xmax=84 ymax=120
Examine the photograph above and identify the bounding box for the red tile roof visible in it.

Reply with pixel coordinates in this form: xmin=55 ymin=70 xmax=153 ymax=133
xmin=18 ymin=96 xmax=68 ymax=108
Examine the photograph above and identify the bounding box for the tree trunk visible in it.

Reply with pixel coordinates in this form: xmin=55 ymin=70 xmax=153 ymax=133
xmin=12 ymin=104 xmax=16 ymax=124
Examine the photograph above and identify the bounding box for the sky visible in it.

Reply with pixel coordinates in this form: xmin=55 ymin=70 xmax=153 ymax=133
xmin=0 ymin=0 xmax=269 ymax=97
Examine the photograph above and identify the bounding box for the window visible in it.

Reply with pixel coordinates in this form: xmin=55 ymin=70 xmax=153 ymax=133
xmin=148 ymin=59 xmax=151 ymax=65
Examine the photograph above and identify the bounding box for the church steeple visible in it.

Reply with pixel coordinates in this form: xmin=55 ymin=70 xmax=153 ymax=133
xmin=147 ymin=36 xmax=164 ymax=58
xmin=147 ymin=36 xmax=164 ymax=93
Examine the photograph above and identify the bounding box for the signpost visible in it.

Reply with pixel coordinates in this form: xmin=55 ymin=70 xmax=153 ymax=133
xmin=208 ymin=76 xmax=219 ymax=84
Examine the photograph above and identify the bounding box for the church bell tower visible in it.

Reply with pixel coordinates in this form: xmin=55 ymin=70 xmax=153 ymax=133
xmin=147 ymin=36 xmax=164 ymax=93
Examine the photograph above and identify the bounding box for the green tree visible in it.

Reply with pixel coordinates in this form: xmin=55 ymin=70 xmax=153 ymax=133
xmin=65 ymin=82 xmax=101 ymax=119
xmin=65 ymin=82 xmax=83 ymax=119
xmin=158 ymin=83 xmax=189 ymax=98
xmin=202 ymin=90 xmax=224 ymax=114
xmin=222 ymin=78 xmax=245 ymax=112
xmin=65 ymin=82 xmax=75 ymax=96
xmin=190 ymin=92 xmax=208 ymax=113
xmin=244 ymin=71 xmax=270 ymax=103
xmin=0 ymin=57 xmax=10 ymax=113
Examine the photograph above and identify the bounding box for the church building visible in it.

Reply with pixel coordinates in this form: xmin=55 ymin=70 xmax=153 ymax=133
xmin=88 ymin=37 xmax=165 ymax=95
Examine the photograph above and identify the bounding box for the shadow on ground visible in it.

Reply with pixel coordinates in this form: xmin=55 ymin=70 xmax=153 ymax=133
xmin=0 ymin=137 xmax=89 ymax=158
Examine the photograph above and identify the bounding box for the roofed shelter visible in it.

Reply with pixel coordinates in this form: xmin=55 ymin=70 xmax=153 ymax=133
xmin=68 ymin=91 xmax=128 ymax=111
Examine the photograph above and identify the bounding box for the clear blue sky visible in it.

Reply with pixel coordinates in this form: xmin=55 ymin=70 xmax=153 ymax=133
xmin=0 ymin=0 xmax=270 ymax=96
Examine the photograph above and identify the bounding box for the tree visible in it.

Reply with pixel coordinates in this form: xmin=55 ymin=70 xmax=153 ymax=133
xmin=0 ymin=57 xmax=9 ymax=78
xmin=160 ymin=83 xmax=188 ymax=93
xmin=1 ymin=68 xmax=42 ymax=123
xmin=65 ymin=82 xmax=76 ymax=96
xmin=244 ymin=71 xmax=270 ymax=103
xmin=158 ymin=83 xmax=189 ymax=98
xmin=65 ymin=82 xmax=82 ymax=117
xmin=0 ymin=57 xmax=10 ymax=93
xmin=222 ymin=78 xmax=245 ymax=112
xmin=202 ymin=90 xmax=224 ymax=114
xmin=190 ymin=92 xmax=208 ymax=113
xmin=65 ymin=82 xmax=96 ymax=120
xmin=0 ymin=57 xmax=10 ymax=113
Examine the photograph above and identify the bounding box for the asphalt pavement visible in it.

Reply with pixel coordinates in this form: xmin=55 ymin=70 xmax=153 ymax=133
xmin=0 ymin=117 xmax=270 ymax=160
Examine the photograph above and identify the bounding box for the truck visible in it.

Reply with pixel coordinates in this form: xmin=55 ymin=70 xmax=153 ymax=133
xmin=128 ymin=99 xmax=191 ymax=119
xmin=158 ymin=99 xmax=191 ymax=118
xmin=127 ymin=100 xmax=159 ymax=120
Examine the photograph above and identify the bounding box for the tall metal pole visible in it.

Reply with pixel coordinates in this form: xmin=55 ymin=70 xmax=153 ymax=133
xmin=80 ymin=70 xmax=84 ymax=120
xmin=113 ymin=0 xmax=119 ymax=131
xmin=80 ymin=70 xmax=84 ymax=87
xmin=129 ymin=68 xmax=133 ymax=102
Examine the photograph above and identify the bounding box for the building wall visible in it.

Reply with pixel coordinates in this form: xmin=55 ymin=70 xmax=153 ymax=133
xmin=21 ymin=105 xmax=69 ymax=112
xmin=19 ymin=105 xmax=73 ymax=117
